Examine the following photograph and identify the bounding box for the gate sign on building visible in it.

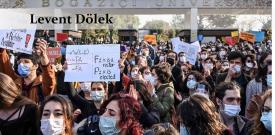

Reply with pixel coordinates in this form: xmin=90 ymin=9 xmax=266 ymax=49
xmin=3 ymin=0 xmax=271 ymax=9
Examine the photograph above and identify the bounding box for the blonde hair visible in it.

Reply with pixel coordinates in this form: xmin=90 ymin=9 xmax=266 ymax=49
xmin=0 ymin=73 xmax=20 ymax=108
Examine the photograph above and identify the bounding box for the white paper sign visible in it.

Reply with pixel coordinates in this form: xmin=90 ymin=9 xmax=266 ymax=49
xmin=0 ymin=29 xmax=36 ymax=54
xmin=201 ymin=36 xmax=216 ymax=43
xmin=171 ymin=37 xmax=182 ymax=53
xmin=65 ymin=45 xmax=120 ymax=82
xmin=172 ymin=40 xmax=201 ymax=65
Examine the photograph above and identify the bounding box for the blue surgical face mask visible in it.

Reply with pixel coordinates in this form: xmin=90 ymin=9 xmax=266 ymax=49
xmin=187 ymin=80 xmax=197 ymax=89
xmin=180 ymin=126 xmax=190 ymax=135
xmin=261 ymin=112 xmax=272 ymax=132
xmin=99 ymin=116 xmax=120 ymax=135
xmin=266 ymin=74 xmax=272 ymax=88
xmin=223 ymin=104 xmax=241 ymax=117
xmin=17 ymin=63 xmax=31 ymax=77
xmin=90 ymin=91 xmax=104 ymax=102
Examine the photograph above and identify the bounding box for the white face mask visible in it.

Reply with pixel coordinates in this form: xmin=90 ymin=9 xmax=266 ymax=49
xmin=179 ymin=56 xmax=187 ymax=63
xmin=231 ymin=64 xmax=241 ymax=73
xmin=187 ymin=80 xmax=197 ymax=89
xmin=246 ymin=62 xmax=253 ymax=68
xmin=201 ymin=54 xmax=207 ymax=60
xmin=131 ymin=71 xmax=138 ymax=78
xmin=223 ymin=104 xmax=241 ymax=117
xmin=90 ymin=91 xmax=105 ymax=102
xmin=40 ymin=118 xmax=64 ymax=135
xmin=144 ymin=74 xmax=152 ymax=81
xmin=211 ymin=48 xmax=216 ymax=51
xmin=219 ymin=51 xmax=226 ymax=56
xmin=206 ymin=63 xmax=214 ymax=70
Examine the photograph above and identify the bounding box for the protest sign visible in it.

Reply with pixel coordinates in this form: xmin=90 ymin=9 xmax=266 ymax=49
xmin=240 ymin=32 xmax=255 ymax=43
xmin=171 ymin=37 xmax=181 ymax=53
xmin=172 ymin=40 xmax=201 ymax=65
xmin=56 ymin=33 xmax=68 ymax=42
xmin=197 ymin=34 xmax=204 ymax=41
xmin=201 ymin=37 xmax=216 ymax=43
xmin=225 ymin=37 xmax=234 ymax=45
xmin=0 ymin=29 xmax=36 ymax=54
xmin=144 ymin=35 xmax=157 ymax=45
xmin=251 ymin=31 xmax=265 ymax=42
xmin=232 ymin=36 xmax=238 ymax=45
xmin=65 ymin=44 xmax=120 ymax=82
xmin=231 ymin=31 xmax=239 ymax=37
xmin=47 ymin=47 xmax=61 ymax=64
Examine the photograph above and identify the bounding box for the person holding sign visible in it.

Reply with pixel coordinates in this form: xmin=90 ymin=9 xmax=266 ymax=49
xmin=0 ymin=38 xmax=56 ymax=104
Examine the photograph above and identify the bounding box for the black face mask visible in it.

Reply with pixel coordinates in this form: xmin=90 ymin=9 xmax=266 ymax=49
xmin=167 ymin=58 xmax=175 ymax=66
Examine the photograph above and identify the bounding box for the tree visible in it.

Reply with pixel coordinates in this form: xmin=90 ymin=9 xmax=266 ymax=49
xmin=171 ymin=15 xmax=185 ymax=29
xmin=113 ymin=15 xmax=140 ymax=29
xmin=199 ymin=15 xmax=237 ymax=29
xmin=80 ymin=15 xmax=140 ymax=43
xmin=259 ymin=16 xmax=272 ymax=30
xmin=171 ymin=15 xmax=185 ymax=36
xmin=142 ymin=20 xmax=173 ymax=41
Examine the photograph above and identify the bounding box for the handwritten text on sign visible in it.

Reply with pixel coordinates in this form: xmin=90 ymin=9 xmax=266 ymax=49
xmin=65 ymin=45 xmax=120 ymax=82
xmin=47 ymin=47 xmax=61 ymax=64
xmin=171 ymin=37 xmax=201 ymax=65
xmin=0 ymin=29 xmax=36 ymax=54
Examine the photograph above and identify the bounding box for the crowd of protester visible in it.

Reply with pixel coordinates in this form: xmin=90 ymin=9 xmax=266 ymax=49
xmin=0 ymin=36 xmax=272 ymax=135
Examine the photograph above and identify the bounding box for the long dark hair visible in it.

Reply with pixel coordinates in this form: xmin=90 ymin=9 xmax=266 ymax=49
xmin=178 ymin=94 xmax=225 ymax=135
xmin=255 ymin=52 xmax=271 ymax=82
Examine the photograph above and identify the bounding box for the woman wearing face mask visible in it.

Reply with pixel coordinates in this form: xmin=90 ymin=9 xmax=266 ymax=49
xmin=243 ymin=55 xmax=257 ymax=79
xmin=130 ymin=65 xmax=143 ymax=81
xmin=178 ymin=93 xmax=232 ymax=135
xmin=65 ymin=81 xmax=108 ymax=135
xmin=248 ymin=90 xmax=272 ymax=135
xmin=183 ymin=71 xmax=206 ymax=98
xmin=71 ymin=82 xmax=108 ymax=135
xmin=99 ymin=93 xmax=143 ymax=135
xmin=40 ymin=95 xmax=73 ymax=135
xmin=218 ymin=47 xmax=228 ymax=60
xmin=0 ymin=73 xmax=40 ymax=135
xmin=246 ymin=52 xmax=272 ymax=119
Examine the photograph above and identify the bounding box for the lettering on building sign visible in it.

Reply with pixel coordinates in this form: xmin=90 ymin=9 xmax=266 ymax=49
xmin=29 ymin=0 xmax=272 ymax=8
